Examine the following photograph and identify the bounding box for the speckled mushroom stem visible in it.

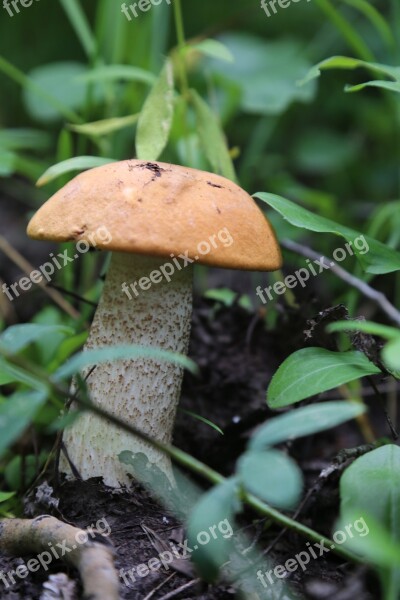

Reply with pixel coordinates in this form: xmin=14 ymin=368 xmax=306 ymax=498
xmin=61 ymin=252 xmax=193 ymax=488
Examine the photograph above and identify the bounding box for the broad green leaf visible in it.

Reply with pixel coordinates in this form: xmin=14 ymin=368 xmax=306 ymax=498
xmin=267 ymin=348 xmax=380 ymax=408
xmin=0 ymin=491 xmax=15 ymax=503
xmin=54 ymin=345 xmax=199 ymax=380
xmin=0 ymin=371 xmax=14 ymax=386
xmin=37 ymin=156 xmax=115 ymax=186
xmin=78 ymin=65 xmax=156 ymax=86
xmin=0 ymin=391 xmax=47 ymax=456
xmin=187 ymin=478 xmax=238 ymax=581
xmin=69 ymin=114 xmax=139 ymax=137
xmin=23 ymin=63 xmax=101 ymax=123
xmin=190 ymin=89 xmax=237 ymax=182
xmin=190 ymin=39 xmax=234 ymax=63
xmin=238 ymin=450 xmax=302 ymax=510
xmin=336 ymin=511 xmax=400 ymax=568
xmin=136 ymin=60 xmax=174 ymax=161
xmin=0 ymin=324 xmax=73 ymax=355
xmin=208 ymin=34 xmax=316 ymax=115
xmin=0 ymin=150 xmax=16 ymax=177
xmin=255 ymin=192 xmax=400 ymax=274
xmin=382 ymin=338 xmax=400 ymax=372
xmin=301 ymin=55 xmax=400 ymax=95
xmin=340 ymin=446 xmax=400 ymax=592
xmin=249 ymin=401 xmax=366 ymax=450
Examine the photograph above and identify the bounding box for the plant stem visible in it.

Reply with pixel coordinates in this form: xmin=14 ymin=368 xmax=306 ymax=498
xmin=173 ymin=0 xmax=189 ymax=98
xmin=2 ymin=351 xmax=363 ymax=566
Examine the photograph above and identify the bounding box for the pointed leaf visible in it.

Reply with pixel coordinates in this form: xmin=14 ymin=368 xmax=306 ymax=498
xmin=267 ymin=348 xmax=380 ymax=408
xmin=136 ymin=60 xmax=174 ymax=161
xmin=250 ymin=401 xmax=366 ymax=450
xmin=255 ymin=192 xmax=400 ymax=274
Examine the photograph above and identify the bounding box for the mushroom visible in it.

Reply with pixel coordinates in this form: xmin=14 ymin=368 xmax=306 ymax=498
xmin=27 ymin=160 xmax=282 ymax=488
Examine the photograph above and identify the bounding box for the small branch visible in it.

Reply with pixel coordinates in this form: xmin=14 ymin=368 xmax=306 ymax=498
xmin=0 ymin=516 xmax=119 ymax=600
xmin=282 ymin=238 xmax=400 ymax=327
xmin=0 ymin=235 xmax=81 ymax=321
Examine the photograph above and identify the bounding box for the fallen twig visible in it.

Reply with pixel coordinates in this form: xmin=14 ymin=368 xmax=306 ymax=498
xmin=0 ymin=515 xmax=120 ymax=600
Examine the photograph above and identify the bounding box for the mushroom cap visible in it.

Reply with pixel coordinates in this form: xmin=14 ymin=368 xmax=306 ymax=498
xmin=27 ymin=160 xmax=282 ymax=271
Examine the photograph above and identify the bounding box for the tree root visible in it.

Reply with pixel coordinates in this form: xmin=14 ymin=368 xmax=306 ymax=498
xmin=0 ymin=515 xmax=120 ymax=600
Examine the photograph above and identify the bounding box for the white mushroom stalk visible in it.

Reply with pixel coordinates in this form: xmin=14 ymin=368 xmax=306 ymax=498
xmin=61 ymin=252 xmax=193 ymax=487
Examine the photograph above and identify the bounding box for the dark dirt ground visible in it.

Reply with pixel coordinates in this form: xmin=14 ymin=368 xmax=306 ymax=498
xmin=0 ymin=191 xmax=391 ymax=599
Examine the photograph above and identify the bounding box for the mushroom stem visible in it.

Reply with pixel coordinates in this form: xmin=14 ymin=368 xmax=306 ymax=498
xmin=61 ymin=252 xmax=193 ymax=487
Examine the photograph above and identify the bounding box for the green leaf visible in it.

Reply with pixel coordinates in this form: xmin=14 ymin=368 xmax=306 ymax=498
xmin=0 ymin=391 xmax=47 ymax=456
xmin=78 ymin=65 xmax=156 ymax=86
xmin=238 ymin=449 xmax=302 ymax=510
xmin=0 ymin=324 xmax=73 ymax=355
xmin=54 ymin=345 xmax=199 ymax=380
xmin=327 ymin=320 xmax=399 ymax=340
xmin=250 ymin=401 xmax=366 ymax=450
xmin=327 ymin=321 xmax=400 ymax=375
xmin=0 ymin=359 xmax=47 ymax=390
xmin=300 ymin=55 xmax=400 ymax=95
xmin=187 ymin=478 xmax=238 ymax=581
xmin=190 ymin=89 xmax=237 ymax=182
xmin=255 ymin=192 xmax=400 ymax=274
xmin=0 ymin=129 xmax=50 ymax=152
xmin=0 ymin=150 xmax=16 ymax=177
xmin=37 ymin=156 xmax=115 ymax=186
xmin=0 ymin=491 xmax=16 ymax=504
xmin=180 ymin=409 xmax=224 ymax=435
xmin=267 ymin=348 xmax=380 ymax=408
xmin=68 ymin=114 xmax=139 ymax=137
xmin=336 ymin=511 xmax=400 ymax=568
xmin=136 ymin=60 xmax=174 ymax=161
xmin=208 ymin=34 xmax=317 ymax=115
xmin=0 ymin=371 xmax=15 ymax=386
xmin=382 ymin=338 xmax=400 ymax=372
xmin=23 ymin=62 xmax=99 ymax=123
xmin=340 ymin=445 xmax=400 ymax=591
xmin=190 ymin=39 xmax=234 ymax=63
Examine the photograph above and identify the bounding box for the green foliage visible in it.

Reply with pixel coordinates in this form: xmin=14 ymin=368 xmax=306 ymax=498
xmin=339 ymin=446 xmax=400 ymax=599
xmin=256 ymin=192 xmax=400 ymax=274
xmin=136 ymin=60 xmax=175 ymax=160
xmin=267 ymin=348 xmax=380 ymax=408
xmin=249 ymin=401 xmax=366 ymax=449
